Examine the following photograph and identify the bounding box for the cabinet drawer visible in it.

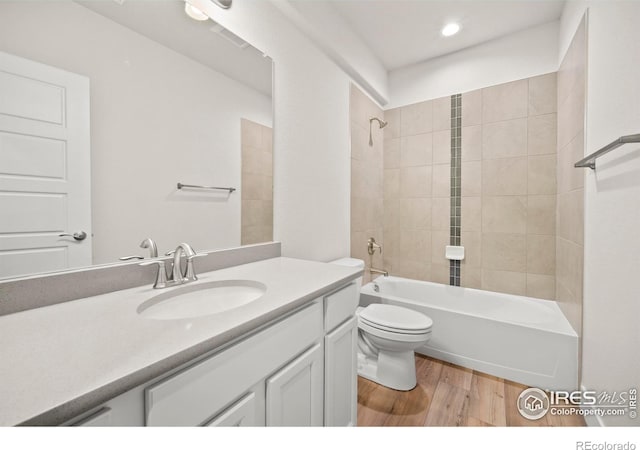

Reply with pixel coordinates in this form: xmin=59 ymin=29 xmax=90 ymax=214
xmin=71 ymin=407 xmax=112 ymax=427
xmin=145 ymin=301 xmax=323 ymax=426
xmin=205 ymin=392 xmax=257 ymax=427
xmin=324 ymin=282 xmax=358 ymax=332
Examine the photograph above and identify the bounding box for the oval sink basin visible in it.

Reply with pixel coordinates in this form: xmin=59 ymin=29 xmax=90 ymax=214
xmin=137 ymin=280 xmax=267 ymax=320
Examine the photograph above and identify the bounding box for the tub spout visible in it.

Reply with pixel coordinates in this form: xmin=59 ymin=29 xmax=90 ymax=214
xmin=369 ymin=267 xmax=389 ymax=277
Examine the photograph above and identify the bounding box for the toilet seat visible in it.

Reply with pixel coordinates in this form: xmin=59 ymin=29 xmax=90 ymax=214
xmin=359 ymin=319 xmax=431 ymax=343
xmin=359 ymin=304 xmax=432 ymax=334
xmin=359 ymin=317 xmax=431 ymax=335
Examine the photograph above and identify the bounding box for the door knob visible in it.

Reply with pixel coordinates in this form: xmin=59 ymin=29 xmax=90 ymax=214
xmin=59 ymin=231 xmax=87 ymax=241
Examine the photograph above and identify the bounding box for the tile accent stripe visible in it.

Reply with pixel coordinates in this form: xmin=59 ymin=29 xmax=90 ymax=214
xmin=450 ymin=94 xmax=462 ymax=286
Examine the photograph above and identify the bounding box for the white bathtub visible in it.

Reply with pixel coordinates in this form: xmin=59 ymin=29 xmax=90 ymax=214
xmin=360 ymin=276 xmax=578 ymax=390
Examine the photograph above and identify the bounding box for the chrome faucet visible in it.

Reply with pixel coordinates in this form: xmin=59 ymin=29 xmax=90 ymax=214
xmin=140 ymin=237 xmax=158 ymax=258
xmin=140 ymin=242 xmax=205 ymax=289
xmin=119 ymin=237 xmax=158 ymax=261
xmin=169 ymin=243 xmax=197 ymax=283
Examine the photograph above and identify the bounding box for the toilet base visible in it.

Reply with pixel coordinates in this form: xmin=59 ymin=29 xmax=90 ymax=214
xmin=357 ymin=349 xmax=417 ymax=391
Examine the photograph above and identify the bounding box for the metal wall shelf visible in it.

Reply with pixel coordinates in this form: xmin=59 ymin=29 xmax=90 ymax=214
xmin=177 ymin=183 xmax=235 ymax=193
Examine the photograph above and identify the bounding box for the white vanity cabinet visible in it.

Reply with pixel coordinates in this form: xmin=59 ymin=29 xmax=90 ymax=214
xmin=322 ymin=283 xmax=359 ymax=426
xmin=266 ymin=343 xmax=324 ymax=426
xmin=204 ymin=392 xmax=258 ymax=427
xmin=145 ymin=300 xmax=323 ymax=426
xmin=72 ymin=408 xmax=113 ymax=426
xmin=68 ymin=281 xmax=359 ymax=427
xmin=324 ymin=317 xmax=358 ymax=426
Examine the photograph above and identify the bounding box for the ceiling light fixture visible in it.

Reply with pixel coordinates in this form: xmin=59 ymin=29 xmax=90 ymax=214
xmin=184 ymin=0 xmax=232 ymax=21
xmin=184 ymin=1 xmax=209 ymax=21
xmin=441 ymin=23 xmax=460 ymax=37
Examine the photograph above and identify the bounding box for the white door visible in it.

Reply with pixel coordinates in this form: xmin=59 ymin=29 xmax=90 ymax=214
xmin=324 ymin=317 xmax=358 ymax=426
xmin=0 ymin=51 xmax=91 ymax=279
xmin=266 ymin=343 xmax=323 ymax=426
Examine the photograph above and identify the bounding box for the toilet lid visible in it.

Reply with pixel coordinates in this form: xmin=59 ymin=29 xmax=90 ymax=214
xmin=359 ymin=304 xmax=432 ymax=333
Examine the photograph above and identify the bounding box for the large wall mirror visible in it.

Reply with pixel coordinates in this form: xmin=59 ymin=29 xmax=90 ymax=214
xmin=0 ymin=0 xmax=273 ymax=280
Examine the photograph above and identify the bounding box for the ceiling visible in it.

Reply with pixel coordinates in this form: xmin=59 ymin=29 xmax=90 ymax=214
xmin=75 ymin=0 xmax=564 ymax=95
xmin=328 ymin=0 xmax=565 ymax=71
xmin=78 ymin=0 xmax=272 ymax=96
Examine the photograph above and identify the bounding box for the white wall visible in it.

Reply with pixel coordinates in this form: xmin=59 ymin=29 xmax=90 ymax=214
xmin=0 ymin=1 xmax=272 ymax=264
xmin=559 ymin=1 xmax=591 ymax=65
xmin=272 ymin=0 xmax=389 ymax=106
xmin=560 ymin=1 xmax=640 ymax=427
xmin=387 ymin=21 xmax=559 ymax=108
xmin=193 ymin=0 xmax=352 ymax=261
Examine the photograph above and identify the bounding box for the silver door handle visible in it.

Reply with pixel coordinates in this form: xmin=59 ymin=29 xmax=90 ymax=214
xmin=59 ymin=231 xmax=87 ymax=241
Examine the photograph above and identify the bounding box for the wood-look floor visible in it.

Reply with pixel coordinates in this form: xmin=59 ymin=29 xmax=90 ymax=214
xmin=357 ymin=354 xmax=585 ymax=427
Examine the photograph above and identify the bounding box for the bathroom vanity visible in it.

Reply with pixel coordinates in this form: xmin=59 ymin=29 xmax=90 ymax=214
xmin=0 ymin=255 xmax=362 ymax=426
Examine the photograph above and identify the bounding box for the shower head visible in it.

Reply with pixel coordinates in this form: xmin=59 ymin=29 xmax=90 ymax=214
xmin=370 ymin=117 xmax=388 ymax=129
xmin=368 ymin=117 xmax=388 ymax=146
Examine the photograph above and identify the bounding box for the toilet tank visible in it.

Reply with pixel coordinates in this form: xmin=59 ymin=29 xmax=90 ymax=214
xmin=329 ymin=258 xmax=365 ymax=290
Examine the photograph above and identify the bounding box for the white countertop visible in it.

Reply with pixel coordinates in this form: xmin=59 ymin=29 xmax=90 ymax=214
xmin=0 ymin=257 xmax=361 ymax=426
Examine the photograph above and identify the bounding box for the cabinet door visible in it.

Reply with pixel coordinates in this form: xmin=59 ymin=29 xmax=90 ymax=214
xmin=324 ymin=317 xmax=358 ymax=426
xmin=72 ymin=408 xmax=112 ymax=427
xmin=266 ymin=343 xmax=323 ymax=426
xmin=205 ymin=392 xmax=257 ymax=427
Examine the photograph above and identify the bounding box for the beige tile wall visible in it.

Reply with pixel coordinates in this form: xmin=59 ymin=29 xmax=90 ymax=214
xmin=381 ymin=74 xmax=559 ymax=299
xmin=383 ymin=94 xmax=450 ymax=284
xmin=354 ymin=75 xmax=573 ymax=304
xmin=241 ymin=119 xmax=273 ymax=245
xmin=467 ymin=74 xmax=558 ymax=298
xmin=556 ymin=17 xmax=586 ymax=336
xmin=350 ymin=85 xmax=384 ymax=283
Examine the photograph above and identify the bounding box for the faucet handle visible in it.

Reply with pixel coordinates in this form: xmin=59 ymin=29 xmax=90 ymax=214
xmin=187 ymin=252 xmax=208 ymax=260
xmin=139 ymin=260 xmax=168 ymax=289
xmin=367 ymin=237 xmax=382 ymax=255
xmin=184 ymin=253 xmax=207 ymax=281
xmin=119 ymin=255 xmax=144 ymax=261
xmin=164 ymin=248 xmax=201 ymax=257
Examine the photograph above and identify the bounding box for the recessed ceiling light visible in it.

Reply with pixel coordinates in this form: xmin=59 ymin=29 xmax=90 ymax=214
xmin=442 ymin=23 xmax=460 ymax=37
xmin=184 ymin=1 xmax=209 ymax=21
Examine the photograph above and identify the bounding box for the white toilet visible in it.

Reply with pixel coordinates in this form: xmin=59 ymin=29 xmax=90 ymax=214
xmin=330 ymin=258 xmax=433 ymax=391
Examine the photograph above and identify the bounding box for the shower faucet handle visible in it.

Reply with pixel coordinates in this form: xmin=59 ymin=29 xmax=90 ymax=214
xmin=367 ymin=237 xmax=382 ymax=255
